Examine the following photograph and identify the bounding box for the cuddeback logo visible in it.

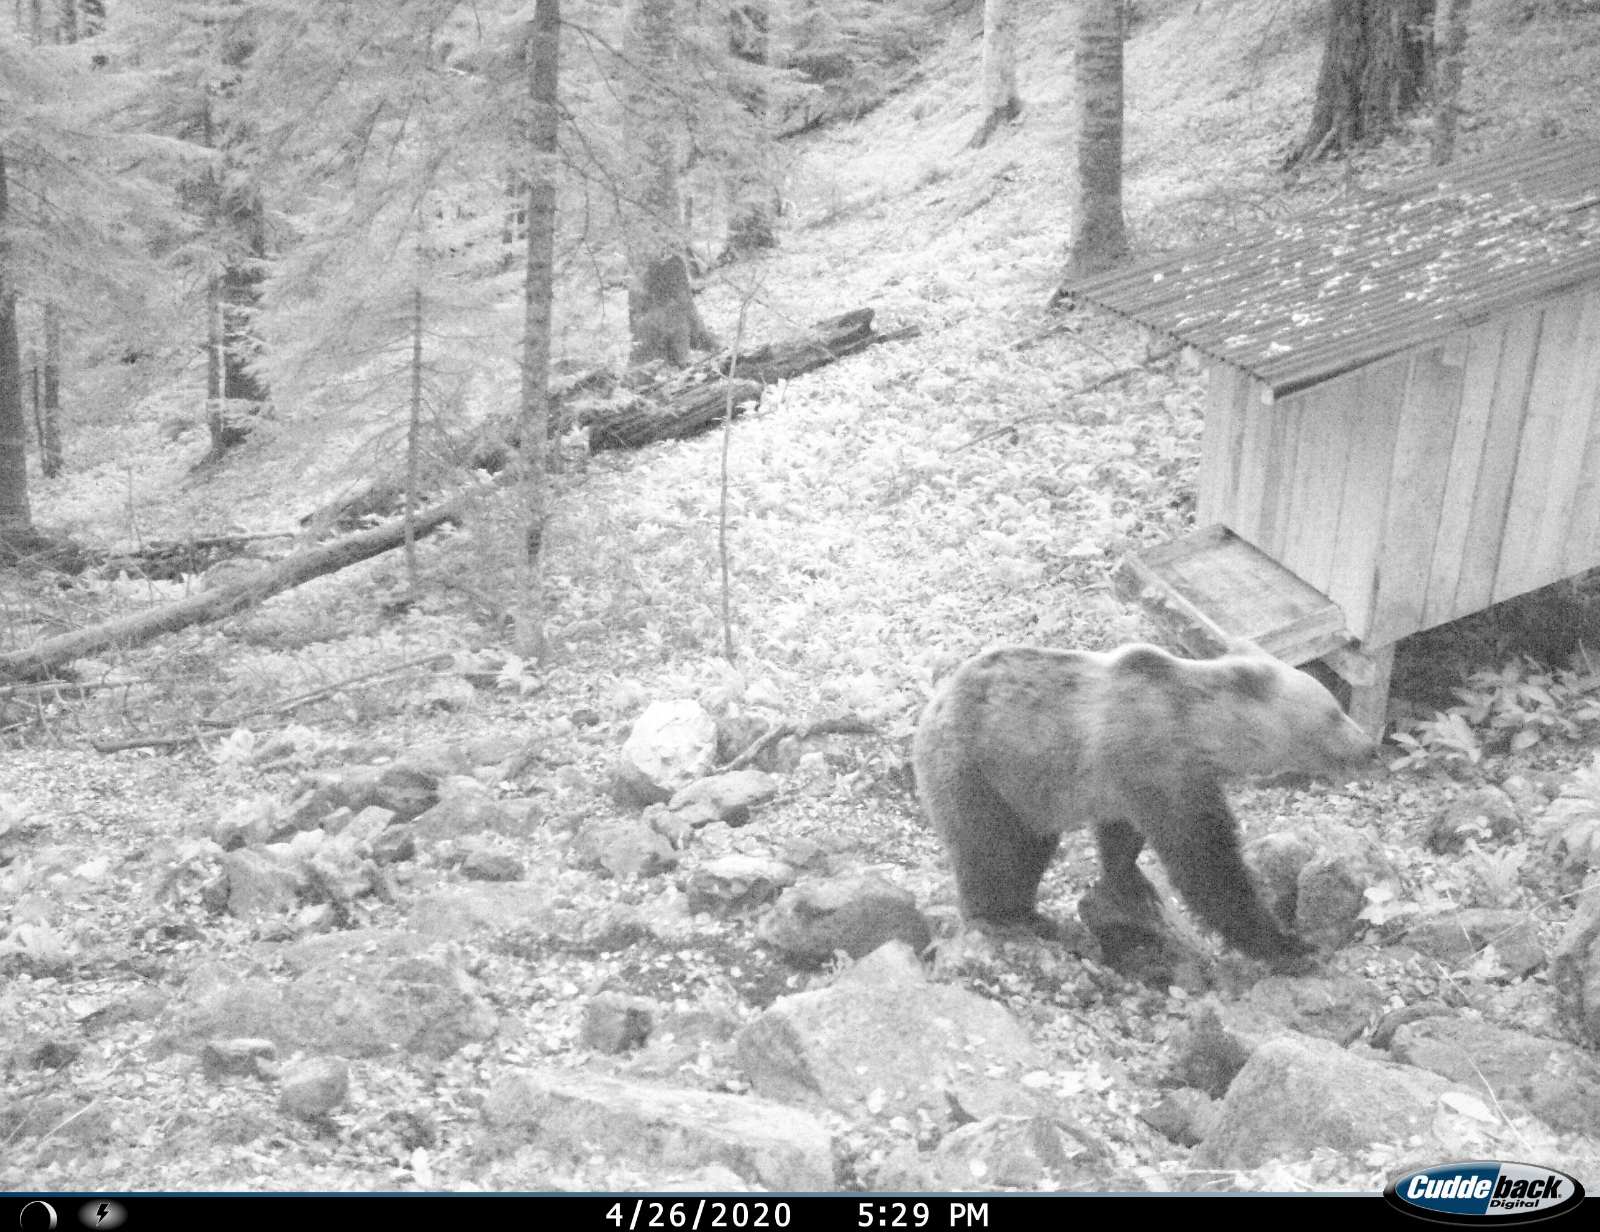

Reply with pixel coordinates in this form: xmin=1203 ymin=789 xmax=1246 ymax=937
xmin=1384 ymin=1161 xmax=1586 ymax=1224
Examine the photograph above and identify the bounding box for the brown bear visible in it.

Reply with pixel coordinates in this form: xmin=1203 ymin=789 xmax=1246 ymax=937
xmin=911 ymin=642 xmax=1375 ymax=961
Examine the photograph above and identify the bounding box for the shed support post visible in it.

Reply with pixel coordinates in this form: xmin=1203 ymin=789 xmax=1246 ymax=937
xmin=1330 ymin=642 xmax=1395 ymax=737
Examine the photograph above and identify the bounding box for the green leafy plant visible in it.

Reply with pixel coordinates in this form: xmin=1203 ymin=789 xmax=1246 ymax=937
xmin=1538 ymin=753 xmax=1600 ymax=874
xmin=1464 ymin=839 xmax=1524 ymax=907
xmin=1391 ymin=656 xmax=1600 ymax=770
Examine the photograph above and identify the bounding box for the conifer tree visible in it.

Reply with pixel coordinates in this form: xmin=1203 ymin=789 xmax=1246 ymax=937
xmin=969 ymin=0 xmax=1021 ymax=150
xmin=1066 ymin=0 xmax=1127 ymax=278
xmin=252 ymin=2 xmax=516 ymax=484
xmin=1290 ymin=0 xmax=1434 ymax=166
xmin=516 ymin=0 xmax=560 ymax=658
xmin=0 ymin=10 xmax=193 ymax=553
xmin=622 ymin=0 xmax=718 ymax=365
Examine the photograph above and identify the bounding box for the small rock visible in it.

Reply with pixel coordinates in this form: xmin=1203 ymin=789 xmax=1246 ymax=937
xmin=461 ymin=850 xmax=526 ymax=882
xmin=278 ymin=1056 xmax=349 ymax=1120
xmin=572 ymin=818 xmax=679 ymax=880
xmin=1237 ymin=975 xmax=1386 ymax=1046
xmin=686 ymin=855 xmax=796 ymax=915
xmin=339 ymin=806 xmax=397 ymax=845
xmin=413 ymin=780 xmax=522 ymax=840
xmin=1245 ymin=829 xmax=1316 ymax=925
xmin=1295 ymin=827 xmax=1397 ymax=948
xmin=927 ymin=1114 xmax=1114 ymax=1190
xmin=759 ymin=874 xmax=931 ymax=965
xmin=1402 ymin=909 xmax=1545 ymax=977
xmin=1139 ymin=1089 xmax=1218 ymax=1148
xmin=220 ymin=849 xmax=305 ymax=919
xmin=1389 ymin=1015 xmax=1600 ymax=1136
xmin=371 ymin=765 xmax=442 ymax=820
xmin=480 ymin=1067 xmax=832 ymax=1190
xmin=735 ymin=941 xmax=1042 ymax=1124
xmin=648 ymin=803 xmax=699 ymax=848
xmin=668 ymin=770 xmax=779 ymax=827
xmin=1194 ymin=1034 xmax=1473 ymax=1170
xmin=581 ymin=992 xmax=655 ymax=1054
xmin=614 ymin=700 xmax=719 ymax=806
xmin=1425 ymin=787 xmax=1521 ymax=854
xmin=200 ymin=1038 xmax=277 ymax=1081
xmin=212 ymin=796 xmax=282 ymax=850
xmin=371 ymin=824 xmax=417 ymax=865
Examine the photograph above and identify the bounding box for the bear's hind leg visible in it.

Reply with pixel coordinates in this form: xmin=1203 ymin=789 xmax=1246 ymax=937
xmin=935 ymin=767 xmax=1060 ymax=924
xmin=1092 ymin=819 xmax=1162 ymax=921
xmin=1080 ymin=819 xmax=1171 ymax=968
xmin=1143 ymin=788 xmax=1312 ymax=961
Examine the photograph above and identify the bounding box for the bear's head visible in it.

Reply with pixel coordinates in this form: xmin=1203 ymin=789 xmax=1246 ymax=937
xmin=1205 ymin=649 xmax=1376 ymax=780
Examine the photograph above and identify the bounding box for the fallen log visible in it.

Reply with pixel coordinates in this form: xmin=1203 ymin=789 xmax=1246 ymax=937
xmin=0 ymin=494 xmax=469 ymax=682
xmin=578 ymin=308 xmax=919 ymax=451
xmin=306 ymin=308 xmax=918 ymax=530
xmin=580 ymin=377 xmax=765 ymax=451
xmin=95 ymin=531 xmax=300 ymax=582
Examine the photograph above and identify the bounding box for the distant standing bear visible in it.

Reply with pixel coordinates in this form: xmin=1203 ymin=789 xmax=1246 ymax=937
xmin=912 ymin=642 xmax=1375 ymax=961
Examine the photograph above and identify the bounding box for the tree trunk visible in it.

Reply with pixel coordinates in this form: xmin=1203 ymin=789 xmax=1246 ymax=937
xmin=623 ymin=0 xmax=717 ymax=365
xmin=198 ymin=14 xmax=267 ymax=459
xmin=1290 ymin=0 xmax=1435 ymax=166
xmin=517 ymin=0 xmax=560 ymax=660
xmin=969 ymin=0 xmax=1022 ymax=150
xmin=722 ymin=2 xmax=777 ymax=260
xmin=1431 ymin=0 xmax=1470 ymax=165
xmin=39 ymin=304 xmax=62 ymax=477
xmin=27 ymin=0 xmax=64 ymax=478
xmin=60 ymin=0 xmax=105 ymax=41
xmin=221 ymin=189 xmax=269 ymax=404
xmin=405 ymin=281 xmax=423 ymax=593
xmin=0 ymin=152 xmax=35 ymax=551
xmin=1067 ymin=0 xmax=1127 ymax=279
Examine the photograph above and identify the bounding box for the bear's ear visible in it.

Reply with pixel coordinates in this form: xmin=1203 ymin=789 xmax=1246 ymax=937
xmin=1222 ymin=637 xmax=1273 ymax=660
xmin=1224 ymin=660 xmax=1279 ymax=702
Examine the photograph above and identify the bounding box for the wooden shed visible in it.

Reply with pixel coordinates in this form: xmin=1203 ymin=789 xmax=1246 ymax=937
xmin=1057 ymin=138 xmax=1600 ymax=733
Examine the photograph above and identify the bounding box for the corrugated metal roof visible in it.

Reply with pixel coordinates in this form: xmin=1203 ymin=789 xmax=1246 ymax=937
xmin=1058 ymin=138 xmax=1600 ymax=398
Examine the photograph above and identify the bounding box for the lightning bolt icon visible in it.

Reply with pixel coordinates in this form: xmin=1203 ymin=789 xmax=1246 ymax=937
xmin=96 ymin=1205 xmax=109 ymax=1226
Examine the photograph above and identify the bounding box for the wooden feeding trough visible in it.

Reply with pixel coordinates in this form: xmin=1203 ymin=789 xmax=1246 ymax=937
xmin=1057 ymin=138 xmax=1600 ymax=733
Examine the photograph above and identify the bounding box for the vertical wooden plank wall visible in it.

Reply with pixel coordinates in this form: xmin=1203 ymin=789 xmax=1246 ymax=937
xmin=1451 ymin=307 xmax=1542 ymax=616
xmin=1196 ymin=366 xmax=1239 ymax=524
xmin=1280 ymin=381 xmax=1348 ymax=596
xmin=1257 ymin=394 xmax=1298 ymax=556
xmin=1230 ymin=376 xmax=1276 ymax=537
xmin=1367 ymin=348 xmax=1467 ymax=646
xmin=1324 ymin=357 xmax=1407 ymax=639
xmin=1495 ymin=291 xmax=1590 ymax=602
xmin=1423 ymin=322 xmax=1507 ymax=629
xmin=1556 ymin=291 xmax=1600 ymax=578
xmin=1198 ymin=365 xmax=1255 ymax=527
xmin=1520 ymin=290 xmax=1600 ymax=595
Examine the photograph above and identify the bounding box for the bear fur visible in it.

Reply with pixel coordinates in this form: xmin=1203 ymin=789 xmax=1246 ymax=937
xmin=911 ymin=642 xmax=1375 ymax=960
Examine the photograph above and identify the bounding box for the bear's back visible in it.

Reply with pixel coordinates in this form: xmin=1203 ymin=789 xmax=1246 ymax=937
xmin=915 ymin=644 xmax=1188 ymax=821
